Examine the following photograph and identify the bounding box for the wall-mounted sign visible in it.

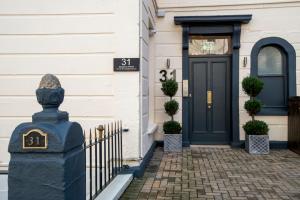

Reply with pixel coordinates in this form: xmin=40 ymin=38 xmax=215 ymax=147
xmin=113 ymin=58 xmax=139 ymax=72
xmin=23 ymin=129 xmax=48 ymax=149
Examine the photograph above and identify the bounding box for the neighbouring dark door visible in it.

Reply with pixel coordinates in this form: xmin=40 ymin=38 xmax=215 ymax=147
xmin=189 ymin=56 xmax=231 ymax=144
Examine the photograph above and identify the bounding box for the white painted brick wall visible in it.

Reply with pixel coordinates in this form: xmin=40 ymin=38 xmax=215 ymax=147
xmin=0 ymin=0 xmax=141 ymax=168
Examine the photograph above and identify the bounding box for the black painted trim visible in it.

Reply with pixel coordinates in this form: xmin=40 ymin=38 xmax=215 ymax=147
xmin=182 ymin=25 xmax=190 ymax=146
xmin=156 ymin=140 xmax=164 ymax=147
xmin=231 ymin=23 xmax=242 ymax=146
xmin=189 ymin=25 xmax=233 ymax=34
xmin=0 ymin=170 xmax=8 ymax=174
xmin=175 ymin=15 xmax=252 ymax=147
xmin=251 ymin=37 xmax=296 ymax=116
xmin=174 ymin=15 xmax=252 ymax=25
xmin=124 ymin=141 xmax=157 ymax=177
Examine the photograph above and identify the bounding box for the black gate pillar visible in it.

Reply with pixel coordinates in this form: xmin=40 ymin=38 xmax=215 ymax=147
xmin=8 ymin=74 xmax=85 ymax=200
xmin=288 ymin=96 xmax=300 ymax=155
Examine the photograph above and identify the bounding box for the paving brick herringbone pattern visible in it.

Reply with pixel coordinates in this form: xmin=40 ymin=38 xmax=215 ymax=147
xmin=121 ymin=147 xmax=300 ymax=200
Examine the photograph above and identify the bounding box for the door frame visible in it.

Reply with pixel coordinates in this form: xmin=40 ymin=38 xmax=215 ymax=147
xmin=189 ymin=56 xmax=231 ymax=145
xmin=174 ymin=15 xmax=252 ymax=147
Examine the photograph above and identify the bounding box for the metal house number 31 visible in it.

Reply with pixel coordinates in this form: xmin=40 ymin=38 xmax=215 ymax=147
xmin=159 ymin=69 xmax=176 ymax=82
xmin=23 ymin=129 xmax=48 ymax=149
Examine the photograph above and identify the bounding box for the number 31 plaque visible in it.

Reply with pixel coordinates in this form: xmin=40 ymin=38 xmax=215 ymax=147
xmin=23 ymin=129 xmax=48 ymax=149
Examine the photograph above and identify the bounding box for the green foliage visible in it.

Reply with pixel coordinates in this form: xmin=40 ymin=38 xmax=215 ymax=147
xmin=242 ymin=76 xmax=264 ymax=97
xmin=161 ymin=79 xmax=178 ymax=97
xmin=244 ymin=99 xmax=262 ymax=116
xmin=243 ymin=120 xmax=269 ymax=135
xmin=163 ymin=121 xmax=182 ymax=134
xmin=164 ymin=100 xmax=179 ymax=116
xmin=161 ymin=78 xmax=181 ymax=134
xmin=242 ymin=76 xmax=269 ymax=136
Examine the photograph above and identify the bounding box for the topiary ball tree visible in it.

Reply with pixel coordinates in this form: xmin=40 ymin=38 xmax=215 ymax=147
xmin=164 ymin=100 xmax=179 ymax=117
xmin=242 ymin=76 xmax=264 ymax=98
xmin=243 ymin=120 xmax=269 ymax=135
xmin=161 ymin=79 xmax=182 ymax=134
xmin=244 ymin=99 xmax=262 ymax=120
xmin=242 ymin=76 xmax=269 ymax=135
xmin=161 ymin=79 xmax=178 ymax=97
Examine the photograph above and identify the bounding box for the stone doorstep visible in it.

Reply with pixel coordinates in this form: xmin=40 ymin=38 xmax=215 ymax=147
xmin=96 ymin=174 xmax=133 ymax=200
xmin=190 ymin=145 xmax=231 ymax=148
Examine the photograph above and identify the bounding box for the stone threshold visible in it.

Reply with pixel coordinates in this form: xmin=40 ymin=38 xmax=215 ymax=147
xmin=190 ymin=145 xmax=231 ymax=148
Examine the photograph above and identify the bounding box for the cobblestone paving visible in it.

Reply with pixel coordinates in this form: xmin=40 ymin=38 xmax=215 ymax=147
xmin=121 ymin=147 xmax=300 ymax=200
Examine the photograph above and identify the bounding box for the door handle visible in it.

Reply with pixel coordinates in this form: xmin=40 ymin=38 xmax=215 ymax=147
xmin=207 ymin=90 xmax=212 ymax=109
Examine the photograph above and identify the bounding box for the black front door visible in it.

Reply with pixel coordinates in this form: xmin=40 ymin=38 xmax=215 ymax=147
xmin=189 ymin=57 xmax=231 ymax=144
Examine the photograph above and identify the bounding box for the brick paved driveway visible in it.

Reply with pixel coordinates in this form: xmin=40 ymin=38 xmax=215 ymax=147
xmin=121 ymin=147 xmax=300 ymax=200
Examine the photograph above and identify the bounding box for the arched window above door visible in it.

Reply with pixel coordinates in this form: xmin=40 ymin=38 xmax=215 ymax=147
xmin=251 ymin=37 xmax=296 ymax=115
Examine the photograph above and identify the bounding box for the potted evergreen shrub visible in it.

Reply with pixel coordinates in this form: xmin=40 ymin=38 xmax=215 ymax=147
xmin=242 ymin=76 xmax=269 ymax=154
xmin=161 ymin=79 xmax=182 ymax=152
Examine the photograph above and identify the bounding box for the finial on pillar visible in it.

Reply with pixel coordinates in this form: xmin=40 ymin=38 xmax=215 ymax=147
xmin=33 ymin=74 xmax=68 ymax=122
xmin=39 ymin=74 xmax=61 ymax=89
xmin=36 ymin=74 xmax=64 ymax=110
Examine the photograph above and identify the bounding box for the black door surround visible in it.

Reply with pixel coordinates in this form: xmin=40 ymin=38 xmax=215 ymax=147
xmin=174 ymin=15 xmax=252 ymax=147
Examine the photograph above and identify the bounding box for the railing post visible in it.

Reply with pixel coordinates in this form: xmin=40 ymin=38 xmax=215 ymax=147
xmin=108 ymin=124 xmax=111 ymax=183
xmin=97 ymin=125 xmax=104 ymax=191
xmin=117 ymin=121 xmax=121 ymax=172
xmin=121 ymin=121 xmax=123 ymax=168
xmin=111 ymin=122 xmax=115 ymax=178
xmin=104 ymin=125 xmax=107 ymax=186
xmin=94 ymin=128 xmax=98 ymax=193
xmin=89 ymin=129 xmax=92 ymax=200
xmin=114 ymin=122 xmax=117 ymax=175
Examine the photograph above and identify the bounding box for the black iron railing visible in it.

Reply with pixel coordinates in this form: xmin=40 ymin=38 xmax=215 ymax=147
xmin=84 ymin=121 xmax=123 ymax=200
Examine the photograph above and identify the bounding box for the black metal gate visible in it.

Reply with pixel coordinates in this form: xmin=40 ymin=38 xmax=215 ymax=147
xmin=288 ymin=97 xmax=300 ymax=154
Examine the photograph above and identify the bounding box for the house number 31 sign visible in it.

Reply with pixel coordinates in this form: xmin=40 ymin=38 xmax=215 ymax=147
xmin=159 ymin=69 xmax=176 ymax=82
xmin=113 ymin=58 xmax=140 ymax=72
xmin=23 ymin=129 xmax=48 ymax=149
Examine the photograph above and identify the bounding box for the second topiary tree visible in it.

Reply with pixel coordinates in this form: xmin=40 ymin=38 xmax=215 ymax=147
xmin=242 ymin=76 xmax=270 ymax=154
xmin=242 ymin=76 xmax=269 ymax=135
xmin=161 ymin=79 xmax=182 ymax=134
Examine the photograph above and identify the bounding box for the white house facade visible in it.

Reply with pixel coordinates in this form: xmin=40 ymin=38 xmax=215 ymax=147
xmin=0 ymin=0 xmax=299 ymax=170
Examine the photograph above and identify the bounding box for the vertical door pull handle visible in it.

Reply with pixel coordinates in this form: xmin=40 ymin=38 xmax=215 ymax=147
xmin=207 ymin=90 xmax=212 ymax=109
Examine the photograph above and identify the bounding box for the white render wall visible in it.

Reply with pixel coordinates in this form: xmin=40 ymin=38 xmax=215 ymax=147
xmin=154 ymin=0 xmax=300 ymax=142
xmin=140 ymin=0 xmax=157 ymax=157
xmin=157 ymin=0 xmax=300 ymax=8
xmin=0 ymin=0 xmax=141 ymax=169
